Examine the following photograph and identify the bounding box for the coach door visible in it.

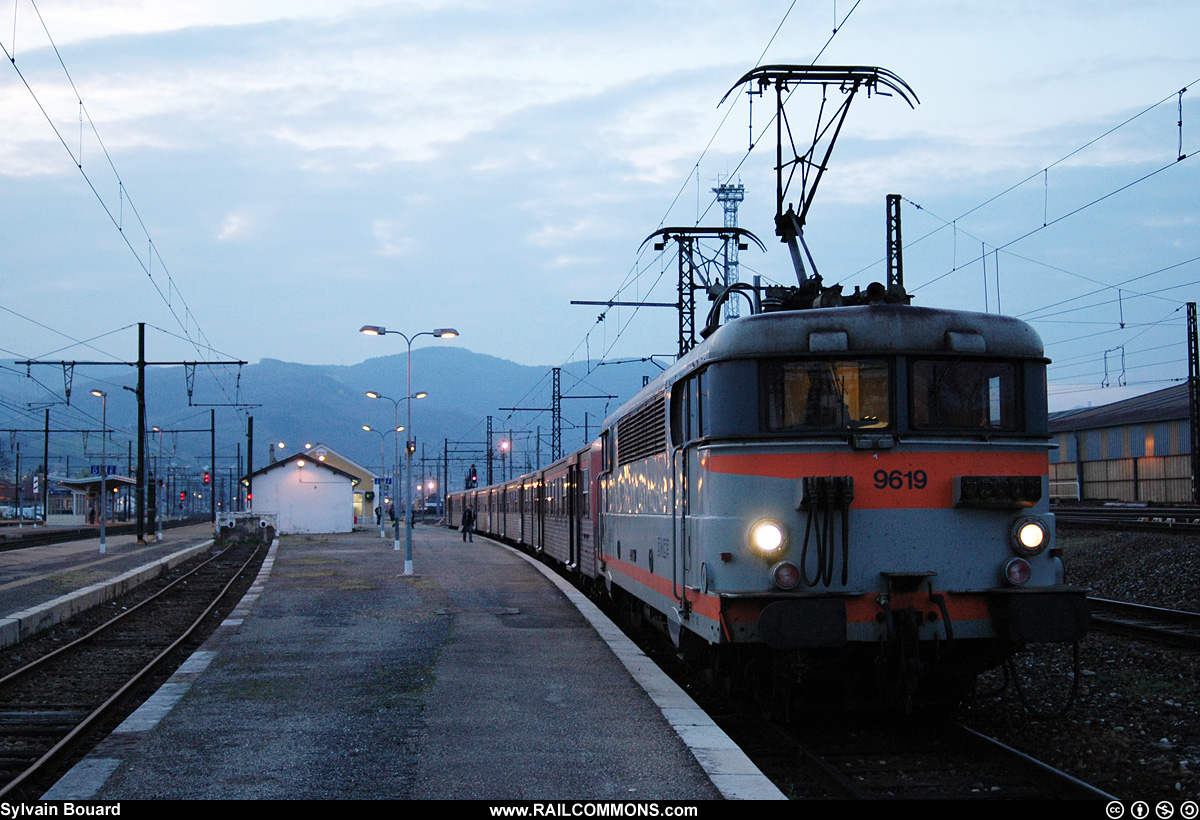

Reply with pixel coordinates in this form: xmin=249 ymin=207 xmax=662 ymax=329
xmin=535 ymin=476 xmax=545 ymax=554
xmin=567 ymin=460 xmax=579 ymax=570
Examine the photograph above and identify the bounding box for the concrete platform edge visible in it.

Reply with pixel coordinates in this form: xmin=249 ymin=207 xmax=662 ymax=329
xmin=0 ymin=540 xmax=215 ymax=650
xmin=43 ymin=538 xmax=279 ymax=799
xmin=494 ymin=539 xmax=787 ymax=801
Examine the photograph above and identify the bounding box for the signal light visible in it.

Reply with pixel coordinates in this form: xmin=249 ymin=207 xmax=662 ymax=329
xmin=180 ymin=491 xmax=186 ymax=501
xmin=204 ymin=472 xmax=211 ymax=484
xmin=771 ymin=561 xmax=801 ymax=590
xmin=1004 ymin=557 xmax=1032 ymax=586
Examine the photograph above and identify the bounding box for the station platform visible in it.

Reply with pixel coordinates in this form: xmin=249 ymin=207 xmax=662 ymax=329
xmin=17 ymin=524 xmax=783 ymax=801
xmin=0 ymin=522 xmax=216 ymax=649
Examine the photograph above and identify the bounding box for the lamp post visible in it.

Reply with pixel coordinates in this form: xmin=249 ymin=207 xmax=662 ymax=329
xmin=90 ymin=389 xmax=107 ymax=554
xmin=364 ymin=389 xmax=426 ymax=557
xmin=361 ymin=423 xmax=404 ymax=539
xmin=360 ymin=325 xmax=458 ymax=575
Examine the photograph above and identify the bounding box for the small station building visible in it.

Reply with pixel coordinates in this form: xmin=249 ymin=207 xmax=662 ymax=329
xmin=246 ymin=453 xmax=359 ymax=534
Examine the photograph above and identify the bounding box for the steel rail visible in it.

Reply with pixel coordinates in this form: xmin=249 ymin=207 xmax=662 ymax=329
xmin=0 ymin=541 xmax=238 ymax=688
xmin=1088 ymin=597 xmax=1200 ymax=650
xmin=776 ymin=718 xmax=1118 ymax=800
xmin=0 ymin=541 xmax=264 ymax=799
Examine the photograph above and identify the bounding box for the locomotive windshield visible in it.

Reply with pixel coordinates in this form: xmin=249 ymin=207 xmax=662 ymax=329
xmin=910 ymin=359 xmax=1020 ymax=431
xmin=762 ymin=359 xmax=889 ymax=431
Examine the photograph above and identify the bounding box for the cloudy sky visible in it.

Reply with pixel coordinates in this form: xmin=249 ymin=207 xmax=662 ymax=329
xmin=2 ymin=0 xmax=1197 ymax=414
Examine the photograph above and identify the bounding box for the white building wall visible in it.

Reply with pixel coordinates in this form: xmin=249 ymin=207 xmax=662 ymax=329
xmin=252 ymin=459 xmax=353 ymax=534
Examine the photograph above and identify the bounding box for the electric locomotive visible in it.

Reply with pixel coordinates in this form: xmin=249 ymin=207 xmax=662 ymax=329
xmin=591 ymin=295 xmax=1089 ymax=704
xmin=447 ymin=63 xmax=1090 ymax=706
xmin=447 ymin=294 xmax=1089 ymax=704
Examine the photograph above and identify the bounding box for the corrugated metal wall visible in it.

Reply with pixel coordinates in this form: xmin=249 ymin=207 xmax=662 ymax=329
xmin=1049 ymin=418 xmax=1193 ymax=502
xmin=1051 ymin=455 xmax=1191 ymax=502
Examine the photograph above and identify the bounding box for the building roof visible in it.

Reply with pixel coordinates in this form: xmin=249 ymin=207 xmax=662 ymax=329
xmin=247 ymin=453 xmax=359 ymax=484
xmin=297 ymin=443 xmax=378 ymax=482
xmin=1049 ymin=383 xmax=1192 ymax=432
xmin=58 ymin=475 xmax=137 ymax=490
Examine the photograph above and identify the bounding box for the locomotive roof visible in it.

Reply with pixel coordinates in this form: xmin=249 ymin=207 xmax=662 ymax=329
xmin=607 ymin=305 xmax=1046 ymax=429
xmin=692 ymin=304 xmax=1045 ymax=364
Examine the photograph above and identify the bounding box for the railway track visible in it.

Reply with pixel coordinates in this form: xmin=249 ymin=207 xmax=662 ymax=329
xmin=750 ymin=714 xmax=1117 ymax=800
xmin=1054 ymin=504 xmax=1200 ymax=533
xmin=607 ymin=591 xmax=1116 ymax=800
xmin=1088 ymin=597 xmax=1200 ymax=650
xmin=0 ymin=539 xmax=267 ymax=799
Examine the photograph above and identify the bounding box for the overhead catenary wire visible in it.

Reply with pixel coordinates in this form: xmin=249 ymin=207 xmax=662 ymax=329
xmin=482 ymin=2 xmax=893 ymax=452
xmin=2 ymin=0 xmax=245 ymax=417
xmin=559 ymin=2 xmax=863 ymax=376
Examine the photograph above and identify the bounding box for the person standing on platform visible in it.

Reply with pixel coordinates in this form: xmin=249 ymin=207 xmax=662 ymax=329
xmin=461 ymin=505 xmax=475 ymax=542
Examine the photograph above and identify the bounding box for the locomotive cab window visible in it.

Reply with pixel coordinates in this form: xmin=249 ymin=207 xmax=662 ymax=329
xmin=761 ymin=359 xmax=890 ymax=432
xmin=670 ymin=371 xmax=708 ymax=444
xmin=910 ymin=359 xmax=1020 ymax=431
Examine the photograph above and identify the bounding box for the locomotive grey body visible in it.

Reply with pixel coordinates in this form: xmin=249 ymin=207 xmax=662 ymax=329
xmin=448 ymin=303 xmax=1090 ymax=704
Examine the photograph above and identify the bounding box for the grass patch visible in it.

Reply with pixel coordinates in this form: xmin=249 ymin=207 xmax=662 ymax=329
xmin=1104 ymin=665 xmax=1196 ymax=700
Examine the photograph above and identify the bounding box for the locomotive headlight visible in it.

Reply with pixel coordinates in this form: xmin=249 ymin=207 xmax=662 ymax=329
xmin=1010 ymin=517 xmax=1049 ymax=556
xmin=749 ymin=519 xmax=786 ymax=554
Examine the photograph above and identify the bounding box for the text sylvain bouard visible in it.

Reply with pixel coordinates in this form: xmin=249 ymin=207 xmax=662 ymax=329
xmin=2 ymin=805 xmax=120 ymax=817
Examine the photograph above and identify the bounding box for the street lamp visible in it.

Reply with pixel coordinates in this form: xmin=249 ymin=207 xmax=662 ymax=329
xmin=361 ymin=423 xmax=404 ymax=539
xmin=90 ymin=389 xmax=107 ymax=554
xmin=364 ymin=389 xmax=426 ymax=557
xmin=360 ymin=325 xmax=458 ymax=575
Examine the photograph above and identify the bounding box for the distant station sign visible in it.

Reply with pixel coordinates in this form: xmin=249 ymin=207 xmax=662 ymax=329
xmin=374 ymin=477 xmax=392 ymax=485
xmin=90 ymin=465 xmax=118 ymax=476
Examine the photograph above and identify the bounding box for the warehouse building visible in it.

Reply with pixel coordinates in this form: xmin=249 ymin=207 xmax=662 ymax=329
xmin=1048 ymin=383 xmax=1196 ymax=503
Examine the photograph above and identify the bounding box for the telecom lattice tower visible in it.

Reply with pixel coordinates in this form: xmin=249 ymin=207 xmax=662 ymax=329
xmin=713 ymin=180 xmax=745 ymax=320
